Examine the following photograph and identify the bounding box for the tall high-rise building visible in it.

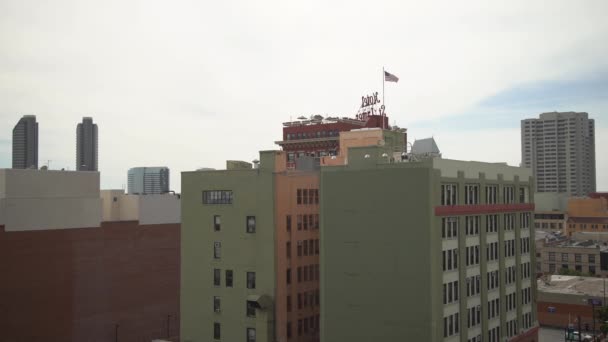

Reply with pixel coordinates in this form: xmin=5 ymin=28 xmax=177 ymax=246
xmin=128 ymin=167 xmax=170 ymax=194
xmin=521 ymin=112 xmax=596 ymax=196
xmin=76 ymin=117 xmax=98 ymax=171
xmin=12 ymin=115 xmax=38 ymax=169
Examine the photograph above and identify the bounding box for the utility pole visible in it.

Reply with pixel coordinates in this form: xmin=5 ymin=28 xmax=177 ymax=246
xmin=578 ymin=315 xmax=582 ymax=342
xmin=167 ymin=315 xmax=171 ymax=338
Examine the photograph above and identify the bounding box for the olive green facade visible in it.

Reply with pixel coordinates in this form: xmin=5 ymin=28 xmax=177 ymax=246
xmin=320 ymin=146 xmax=538 ymax=342
xmin=181 ymin=152 xmax=278 ymax=342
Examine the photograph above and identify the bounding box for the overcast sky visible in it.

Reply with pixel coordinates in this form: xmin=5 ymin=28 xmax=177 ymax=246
xmin=1 ymin=0 xmax=607 ymax=191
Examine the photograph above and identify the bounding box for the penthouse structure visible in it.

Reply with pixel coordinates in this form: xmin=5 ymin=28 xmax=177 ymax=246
xmin=275 ymin=114 xmax=405 ymax=168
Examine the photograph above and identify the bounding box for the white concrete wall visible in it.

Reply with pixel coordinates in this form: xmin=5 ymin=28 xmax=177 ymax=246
xmin=139 ymin=194 xmax=180 ymax=225
xmin=0 ymin=169 xmax=102 ymax=231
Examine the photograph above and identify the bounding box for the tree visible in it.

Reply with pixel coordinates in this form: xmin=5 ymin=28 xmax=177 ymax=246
xmin=596 ymin=306 xmax=608 ymax=335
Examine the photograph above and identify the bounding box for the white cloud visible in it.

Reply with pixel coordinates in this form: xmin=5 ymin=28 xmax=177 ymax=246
xmin=0 ymin=0 xmax=607 ymax=190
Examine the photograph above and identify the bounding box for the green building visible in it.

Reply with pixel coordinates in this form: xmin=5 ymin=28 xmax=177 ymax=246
xmin=320 ymin=146 xmax=538 ymax=342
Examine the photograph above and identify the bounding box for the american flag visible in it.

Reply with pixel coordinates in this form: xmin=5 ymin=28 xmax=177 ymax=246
xmin=384 ymin=71 xmax=399 ymax=83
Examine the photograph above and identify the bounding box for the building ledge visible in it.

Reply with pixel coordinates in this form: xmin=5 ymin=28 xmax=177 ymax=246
xmin=435 ymin=203 xmax=535 ymax=216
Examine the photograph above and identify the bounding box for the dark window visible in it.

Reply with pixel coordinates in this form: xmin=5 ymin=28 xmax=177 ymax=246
xmin=286 ymin=215 xmax=292 ymax=231
xmin=246 ymin=216 xmax=256 ymax=233
xmin=315 ymin=239 xmax=320 ymax=254
xmin=303 ymin=215 xmax=308 ymax=230
xmin=286 ymin=241 xmax=291 ymax=259
xmin=226 ymin=270 xmax=233 ymax=287
xmin=297 ymin=189 xmax=302 ymax=204
xmin=287 ymin=295 xmax=292 ymax=312
xmin=246 ymin=300 xmax=256 ymax=317
xmin=203 ymin=190 xmax=233 ymax=204
xmin=214 ymin=268 xmax=221 ymax=286
xmin=214 ymin=322 xmax=221 ymax=340
xmin=298 ymin=293 xmax=302 ymax=309
xmin=297 ymin=215 xmax=302 ymax=230
xmin=287 ymin=268 xmax=291 ymax=284
xmin=314 ymin=214 xmax=319 ymax=229
xmin=214 ymin=215 xmax=221 ymax=231
xmin=298 ymin=319 xmax=303 ymax=336
xmin=287 ymin=322 xmax=292 ymax=338
xmin=297 ymin=267 xmax=302 ymax=282
xmin=247 ymin=272 xmax=256 ymax=289
xmin=214 ymin=242 xmax=221 ymax=259
xmin=297 ymin=241 xmax=302 ymax=256
xmin=247 ymin=327 xmax=256 ymax=342
xmin=303 ymin=240 xmax=308 ymax=256
xmin=308 ymin=189 xmax=314 ymax=204
xmin=303 ymin=189 xmax=308 ymax=204
xmin=314 ymin=189 xmax=319 ymax=204
xmin=214 ymin=296 xmax=221 ymax=313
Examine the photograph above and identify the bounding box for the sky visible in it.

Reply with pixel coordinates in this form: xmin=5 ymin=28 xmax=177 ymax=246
xmin=0 ymin=0 xmax=607 ymax=191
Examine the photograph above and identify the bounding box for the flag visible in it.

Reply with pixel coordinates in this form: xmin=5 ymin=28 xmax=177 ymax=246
xmin=384 ymin=71 xmax=399 ymax=83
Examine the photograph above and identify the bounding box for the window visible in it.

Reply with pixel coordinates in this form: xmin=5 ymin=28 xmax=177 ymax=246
xmin=286 ymin=268 xmax=291 ymax=284
xmin=214 ymin=242 xmax=221 ymax=259
xmin=286 ymin=215 xmax=292 ymax=231
xmin=297 ymin=267 xmax=302 ymax=282
xmin=466 ymin=275 xmax=481 ymax=297
xmin=297 ymin=215 xmax=302 ymax=230
xmin=442 ymin=217 xmax=458 ymax=239
xmin=214 ymin=215 xmax=221 ymax=231
xmin=226 ymin=270 xmax=233 ymax=287
xmin=297 ymin=293 xmax=302 ymax=309
xmin=303 ymin=240 xmax=308 ymax=256
xmin=589 ymin=254 xmax=596 ymax=264
xmin=214 ymin=296 xmax=221 ymax=313
xmin=203 ymin=190 xmax=233 ymax=204
xmin=465 ymin=216 xmax=480 ymax=236
xmin=308 ymin=189 xmax=314 ymax=204
xmin=287 ymin=295 xmax=292 ymax=312
xmin=297 ymin=189 xmax=302 ymax=204
xmin=247 ymin=328 xmax=256 ymax=342
xmin=575 ymin=254 xmax=582 ymax=263
xmin=549 ymin=263 xmax=556 ymax=273
xmin=465 ymin=184 xmax=479 ymax=204
xmin=315 ymin=239 xmax=320 ymax=254
xmin=443 ymin=312 xmax=460 ymax=337
xmin=590 ymin=266 xmax=596 ymax=275
xmin=519 ymin=187 xmax=529 ymax=203
xmin=214 ymin=322 xmax=221 ymax=340
xmin=246 ymin=216 xmax=256 ymax=233
xmin=214 ymin=268 xmax=221 ymax=286
xmin=246 ymin=300 xmax=256 ymax=317
xmin=548 ymin=252 xmax=556 ymax=261
xmin=504 ymin=214 xmax=515 ymax=231
xmin=443 ymin=280 xmax=459 ymax=304
xmin=303 ymin=189 xmax=308 ymax=204
xmin=442 ymin=248 xmax=458 ymax=271
xmin=247 ymin=272 xmax=256 ymax=289
xmin=486 ymin=185 xmax=498 ymax=204
xmin=441 ymin=184 xmax=458 ymax=205
xmin=287 ymin=322 xmax=292 ymax=338
xmin=303 ymin=215 xmax=308 ymax=230
xmin=314 ymin=189 xmax=319 ymax=204
xmin=297 ymin=241 xmax=303 ymax=256
xmin=286 ymin=241 xmax=291 ymax=259
xmin=486 ymin=215 xmax=498 ymax=233
xmin=503 ymin=186 xmax=515 ymax=204
xmin=561 ymin=253 xmax=568 ymax=262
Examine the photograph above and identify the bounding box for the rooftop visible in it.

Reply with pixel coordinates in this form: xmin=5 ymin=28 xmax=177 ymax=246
xmin=547 ymin=239 xmax=608 ymax=251
xmin=538 ymin=275 xmax=606 ymax=298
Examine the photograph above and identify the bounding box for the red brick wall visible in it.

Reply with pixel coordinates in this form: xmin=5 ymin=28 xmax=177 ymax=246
xmin=0 ymin=221 xmax=180 ymax=342
xmin=538 ymin=301 xmax=597 ymax=330
xmin=510 ymin=326 xmax=539 ymax=342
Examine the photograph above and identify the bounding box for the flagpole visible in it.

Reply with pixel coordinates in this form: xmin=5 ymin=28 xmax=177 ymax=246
xmin=382 ymin=66 xmax=385 ymax=129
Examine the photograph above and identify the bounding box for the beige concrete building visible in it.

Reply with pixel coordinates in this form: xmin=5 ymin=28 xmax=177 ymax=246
xmin=101 ymin=189 xmax=181 ymax=224
xmin=538 ymin=240 xmax=607 ymax=276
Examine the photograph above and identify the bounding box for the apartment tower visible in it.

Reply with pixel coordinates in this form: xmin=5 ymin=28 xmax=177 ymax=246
xmin=12 ymin=115 xmax=38 ymax=169
xmin=76 ymin=117 xmax=98 ymax=171
xmin=521 ymin=111 xmax=595 ymax=196
xmin=128 ymin=167 xmax=170 ymax=195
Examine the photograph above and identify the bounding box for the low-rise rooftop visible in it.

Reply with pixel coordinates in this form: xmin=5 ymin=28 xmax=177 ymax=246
xmin=538 ymin=275 xmax=606 ymax=298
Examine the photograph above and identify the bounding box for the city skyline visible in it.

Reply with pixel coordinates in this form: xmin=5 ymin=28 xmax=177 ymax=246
xmin=0 ymin=1 xmax=607 ymax=191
